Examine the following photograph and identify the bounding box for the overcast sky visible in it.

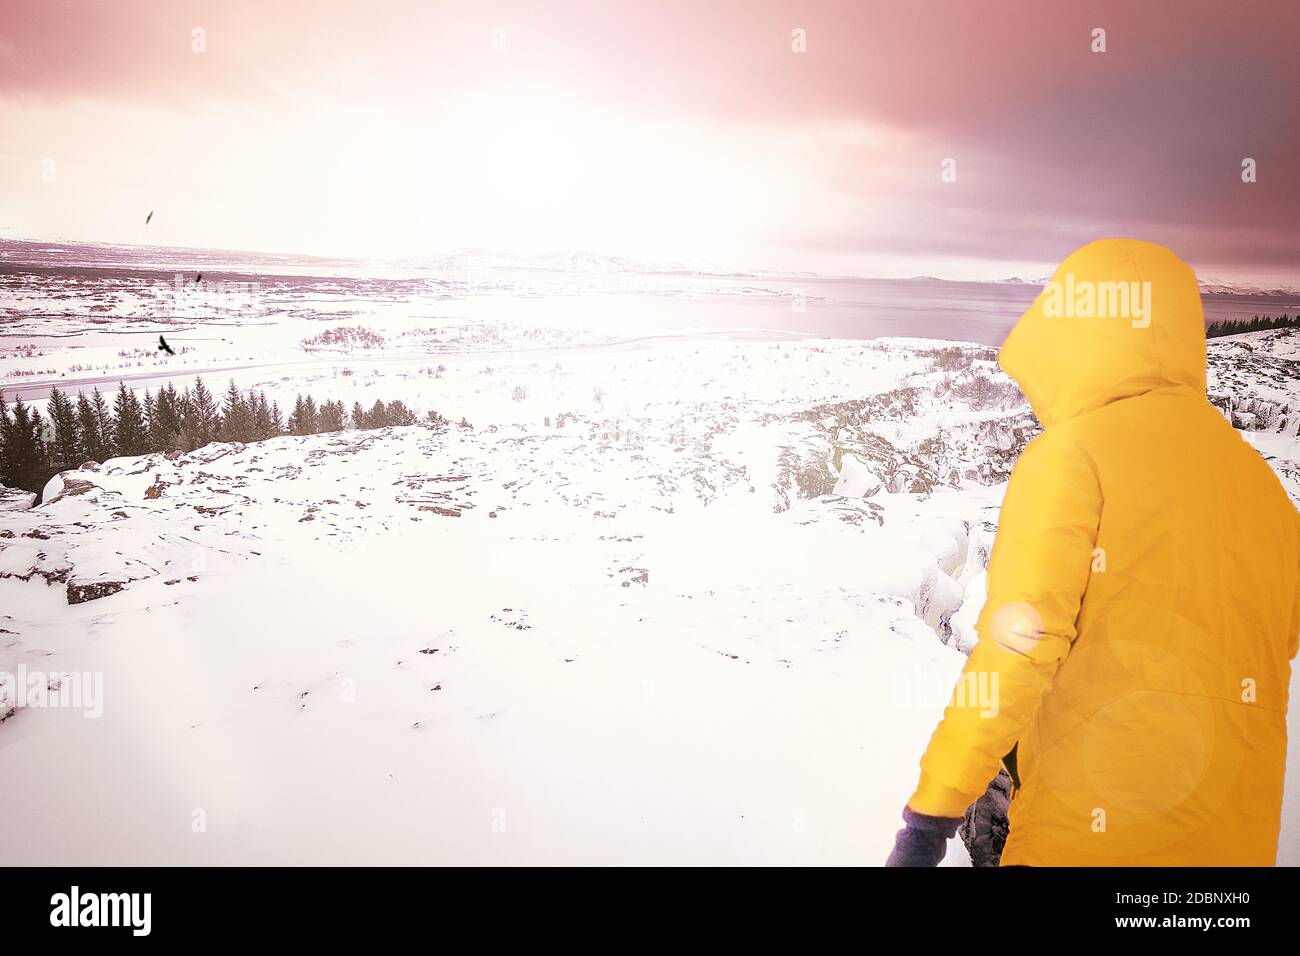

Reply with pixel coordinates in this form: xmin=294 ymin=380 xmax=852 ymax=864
xmin=1 ymin=0 xmax=1296 ymax=281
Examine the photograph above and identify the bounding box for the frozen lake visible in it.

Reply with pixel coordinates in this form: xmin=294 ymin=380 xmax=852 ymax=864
xmin=2 ymin=238 xmax=1297 ymax=404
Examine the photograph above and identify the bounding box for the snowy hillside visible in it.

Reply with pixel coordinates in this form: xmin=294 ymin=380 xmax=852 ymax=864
xmin=1 ymin=329 xmax=1297 ymax=865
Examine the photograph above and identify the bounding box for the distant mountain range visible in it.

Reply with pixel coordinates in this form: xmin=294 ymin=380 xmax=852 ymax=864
xmin=0 ymin=237 xmax=1294 ymax=295
xmin=1195 ymin=277 xmax=1300 ymax=297
xmin=993 ymin=274 xmax=1299 ymax=297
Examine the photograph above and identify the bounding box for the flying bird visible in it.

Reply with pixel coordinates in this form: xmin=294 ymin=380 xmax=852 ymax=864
xmin=145 ymin=210 xmax=154 ymax=225
xmin=158 ymin=335 xmax=175 ymax=356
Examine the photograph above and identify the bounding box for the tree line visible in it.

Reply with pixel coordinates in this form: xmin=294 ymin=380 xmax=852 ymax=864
xmin=1206 ymin=313 xmax=1299 ymax=338
xmin=0 ymin=377 xmax=427 ymax=496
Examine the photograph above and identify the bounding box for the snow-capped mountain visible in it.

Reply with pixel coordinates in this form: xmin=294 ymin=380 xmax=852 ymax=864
xmin=1197 ymin=275 xmax=1300 ymax=296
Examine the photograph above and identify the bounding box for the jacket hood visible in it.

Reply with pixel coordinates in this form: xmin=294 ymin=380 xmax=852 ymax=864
xmin=999 ymin=239 xmax=1207 ymax=427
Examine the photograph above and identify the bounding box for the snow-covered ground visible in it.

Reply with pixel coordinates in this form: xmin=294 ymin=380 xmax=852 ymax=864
xmin=1 ymin=311 xmax=1297 ymax=864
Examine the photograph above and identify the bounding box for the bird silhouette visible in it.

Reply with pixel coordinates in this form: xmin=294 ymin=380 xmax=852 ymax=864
xmin=195 ymin=273 xmax=203 ymax=283
xmin=145 ymin=210 xmax=154 ymax=225
xmin=158 ymin=335 xmax=175 ymax=355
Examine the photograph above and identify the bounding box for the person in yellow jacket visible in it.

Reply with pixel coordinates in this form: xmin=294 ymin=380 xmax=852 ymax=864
xmin=887 ymin=239 xmax=1300 ymax=866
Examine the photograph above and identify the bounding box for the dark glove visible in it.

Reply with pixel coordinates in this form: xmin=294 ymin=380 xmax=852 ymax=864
xmin=885 ymin=806 xmax=963 ymax=867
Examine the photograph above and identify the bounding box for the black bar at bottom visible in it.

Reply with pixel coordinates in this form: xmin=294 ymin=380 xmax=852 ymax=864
xmin=0 ymin=866 xmax=1292 ymax=941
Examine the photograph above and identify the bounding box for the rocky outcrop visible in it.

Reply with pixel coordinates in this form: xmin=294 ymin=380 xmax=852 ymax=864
xmin=834 ymin=433 xmax=938 ymax=495
xmin=183 ymin=442 xmax=244 ymax=465
xmin=1209 ymin=393 xmax=1298 ymax=435
xmin=66 ymin=577 xmax=127 ymax=604
xmin=1207 ymin=328 xmax=1300 ymax=435
xmin=770 ymin=426 xmax=838 ymax=511
xmin=0 ymin=485 xmax=36 ymax=512
xmin=914 ymin=414 xmax=1039 ymax=488
xmin=40 ymin=472 xmax=98 ymax=505
xmin=143 ymin=475 xmax=168 ymax=499
xmin=774 ymin=421 xmax=944 ymax=512
xmin=777 ymin=381 xmax=1037 ymax=508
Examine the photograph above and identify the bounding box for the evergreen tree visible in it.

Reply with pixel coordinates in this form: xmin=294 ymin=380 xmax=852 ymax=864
xmin=181 ymin=377 xmax=219 ymax=450
xmin=33 ymin=405 xmax=51 ymax=489
xmin=1206 ymin=311 xmax=1300 ymax=339
xmin=151 ymin=383 xmax=182 ymax=450
xmin=142 ymin=390 xmax=158 ymax=450
xmin=0 ymin=391 xmax=11 ymax=486
xmin=92 ymin=388 xmax=115 ymax=458
xmin=38 ymin=378 xmax=429 ymax=460
xmin=75 ymin=390 xmax=110 ymax=462
xmin=0 ymin=397 xmax=48 ymax=493
xmin=288 ymin=394 xmax=320 ymax=436
xmin=260 ymin=391 xmax=280 ymax=440
xmin=385 ymin=400 xmax=416 ymax=426
xmin=113 ymin=382 xmax=148 ymax=456
xmin=46 ymin=386 xmax=81 ymax=471
xmin=288 ymin=395 xmax=303 ymax=435
xmin=249 ymin=390 xmax=271 ymax=440
xmin=318 ymin=399 xmax=345 ymax=432
xmin=74 ymin=393 xmax=95 ymax=461
xmin=220 ymin=379 xmax=252 ymax=442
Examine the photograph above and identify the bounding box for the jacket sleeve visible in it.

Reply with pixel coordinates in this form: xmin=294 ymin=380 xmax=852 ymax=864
xmin=1290 ymin=509 xmax=1300 ymax=662
xmin=906 ymin=428 xmax=1103 ymax=818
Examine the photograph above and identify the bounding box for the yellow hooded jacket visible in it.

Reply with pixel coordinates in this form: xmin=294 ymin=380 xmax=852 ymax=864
xmin=907 ymin=239 xmax=1300 ymax=865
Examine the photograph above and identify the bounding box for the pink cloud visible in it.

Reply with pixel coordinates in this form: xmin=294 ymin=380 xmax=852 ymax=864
xmin=1 ymin=0 xmax=1296 ymax=279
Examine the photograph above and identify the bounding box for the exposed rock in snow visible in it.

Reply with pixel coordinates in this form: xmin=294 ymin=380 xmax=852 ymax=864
xmin=143 ymin=475 xmax=168 ymax=499
xmin=1207 ymin=328 xmax=1300 ymax=436
xmin=66 ymin=577 xmax=127 ymax=605
xmin=832 ymin=452 xmax=883 ymax=498
xmin=0 ymin=485 xmax=36 ymax=512
xmin=41 ymin=471 xmax=100 ymax=505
